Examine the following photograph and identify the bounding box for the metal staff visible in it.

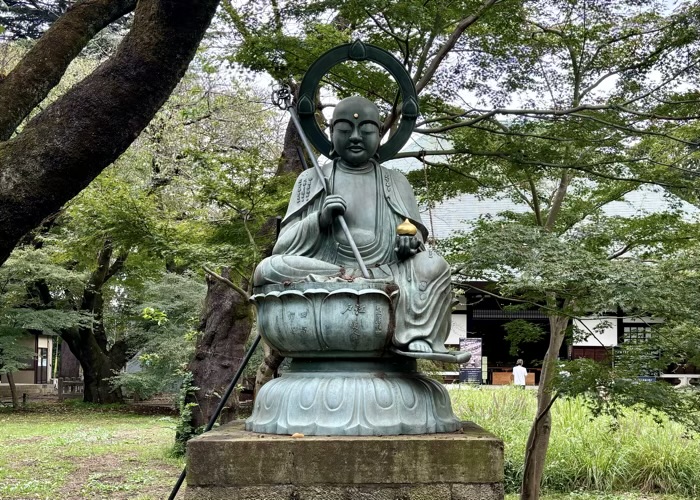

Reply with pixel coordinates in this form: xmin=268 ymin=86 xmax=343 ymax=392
xmin=273 ymin=85 xmax=370 ymax=279
xmin=168 ymin=334 xmax=262 ymax=499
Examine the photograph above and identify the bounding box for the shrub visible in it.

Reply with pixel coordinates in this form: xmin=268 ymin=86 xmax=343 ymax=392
xmin=450 ymin=387 xmax=700 ymax=496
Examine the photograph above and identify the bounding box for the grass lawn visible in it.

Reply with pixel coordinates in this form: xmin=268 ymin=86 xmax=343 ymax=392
xmin=0 ymin=390 xmax=698 ymax=499
xmin=0 ymin=402 xmax=183 ymax=500
xmin=506 ymin=495 xmax=691 ymax=500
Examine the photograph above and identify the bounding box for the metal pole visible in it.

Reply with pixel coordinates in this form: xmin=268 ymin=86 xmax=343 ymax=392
xmin=168 ymin=334 xmax=263 ymax=499
xmin=287 ymin=107 xmax=370 ymax=279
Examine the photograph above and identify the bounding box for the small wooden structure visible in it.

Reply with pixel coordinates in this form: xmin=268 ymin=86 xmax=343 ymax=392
xmin=57 ymin=377 xmax=83 ymax=401
xmin=491 ymin=371 xmax=535 ymax=386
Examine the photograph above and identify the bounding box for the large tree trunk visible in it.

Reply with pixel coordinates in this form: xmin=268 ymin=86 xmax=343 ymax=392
xmin=59 ymin=240 xmax=129 ymax=403
xmin=58 ymin=339 xmax=81 ymax=378
xmin=0 ymin=0 xmax=221 ymax=266
xmin=63 ymin=332 xmax=125 ymax=403
xmin=186 ymin=268 xmax=253 ymax=430
xmin=520 ymin=313 xmax=569 ymax=500
xmin=254 ymin=342 xmax=285 ymax=397
xmin=6 ymin=372 xmax=19 ymax=409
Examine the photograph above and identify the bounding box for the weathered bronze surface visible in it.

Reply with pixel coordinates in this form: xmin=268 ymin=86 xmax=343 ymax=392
xmin=297 ymin=40 xmax=419 ymax=162
xmin=246 ymin=42 xmax=467 ymax=436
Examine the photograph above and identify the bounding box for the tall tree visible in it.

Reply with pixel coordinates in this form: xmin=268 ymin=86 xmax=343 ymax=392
xmin=0 ymin=0 xmax=222 ymax=266
xmin=412 ymin=1 xmax=700 ymax=497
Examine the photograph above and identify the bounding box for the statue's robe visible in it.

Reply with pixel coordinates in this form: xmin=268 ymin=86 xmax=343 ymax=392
xmin=254 ymin=159 xmax=452 ymax=353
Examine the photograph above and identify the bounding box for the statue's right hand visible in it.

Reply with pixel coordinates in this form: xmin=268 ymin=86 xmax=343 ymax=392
xmin=319 ymin=194 xmax=347 ymax=229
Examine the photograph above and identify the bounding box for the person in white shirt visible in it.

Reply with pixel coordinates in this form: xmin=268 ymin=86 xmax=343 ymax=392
xmin=512 ymin=359 xmax=527 ymax=387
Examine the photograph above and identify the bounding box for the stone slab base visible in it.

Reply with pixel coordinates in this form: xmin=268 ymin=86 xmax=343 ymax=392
xmin=186 ymin=421 xmax=504 ymax=500
xmin=185 ymin=483 xmax=503 ymax=499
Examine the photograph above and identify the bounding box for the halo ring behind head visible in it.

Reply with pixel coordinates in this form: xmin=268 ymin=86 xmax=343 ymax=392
xmin=297 ymin=40 xmax=419 ymax=162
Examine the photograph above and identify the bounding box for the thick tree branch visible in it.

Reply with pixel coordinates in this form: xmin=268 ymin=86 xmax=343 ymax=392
xmin=544 ymin=170 xmax=573 ymax=231
xmin=394 ymin=149 xmax=694 ymax=189
xmin=107 ymin=338 xmax=130 ymax=368
xmin=412 ymin=16 xmax=440 ymax=85
xmin=414 ymin=0 xmax=499 ymax=94
xmin=607 ymin=243 xmax=635 ymax=260
xmin=416 ymin=103 xmax=700 ymax=136
xmin=527 ymin=176 xmax=543 ymax=227
xmin=0 ymin=0 xmax=221 ymax=267
xmin=89 ymin=239 xmax=114 ymax=292
xmin=579 ymin=42 xmax=671 ymax=100
xmin=106 ymin=250 xmax=128 ymax=281
xmin=203 ymin=265 xmax=251 ymax=301
xmin=0 ymin=0 xmax=138 ymax=140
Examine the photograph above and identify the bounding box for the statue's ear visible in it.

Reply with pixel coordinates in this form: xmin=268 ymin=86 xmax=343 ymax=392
xmin=328 ymin=125 xmax=338 ymax=158
xmin=372 ymin=125 xmax=381 ymax=161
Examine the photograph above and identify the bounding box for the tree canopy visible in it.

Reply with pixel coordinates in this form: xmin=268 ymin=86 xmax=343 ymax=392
xmin=0 ymin=0 xmax=221 ymax=266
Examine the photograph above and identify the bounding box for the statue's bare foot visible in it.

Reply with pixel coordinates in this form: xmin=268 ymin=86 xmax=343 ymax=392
xmin=407 ymin=340 xmax=432 ymax=353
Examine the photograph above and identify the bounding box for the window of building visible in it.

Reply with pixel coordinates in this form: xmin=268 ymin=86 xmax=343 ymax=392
xmin=623 ymin=325 xmax=652 ymax=343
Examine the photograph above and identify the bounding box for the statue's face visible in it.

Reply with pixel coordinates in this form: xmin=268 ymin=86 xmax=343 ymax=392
xmin=331 ymin=119 xmax=380 ymax=166
xmin=331 ymin=96 xmax=381 ymax=166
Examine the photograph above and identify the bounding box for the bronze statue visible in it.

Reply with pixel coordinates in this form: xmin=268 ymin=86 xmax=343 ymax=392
xmin=247 ymin=42 xmax=465 ymax=435
xmin=254 ymin=96 xmax=454 ymax=357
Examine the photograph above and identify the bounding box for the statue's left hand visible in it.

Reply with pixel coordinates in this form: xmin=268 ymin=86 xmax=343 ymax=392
xmin=395 ymin=235 xmax=421 ymax=260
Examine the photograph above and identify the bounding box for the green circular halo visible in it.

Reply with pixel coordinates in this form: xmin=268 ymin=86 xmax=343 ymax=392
xmin=297 ymin=40 xmax=419 ymax=162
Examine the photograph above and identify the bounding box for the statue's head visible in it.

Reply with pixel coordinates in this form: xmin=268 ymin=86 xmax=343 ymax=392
xmin=330 ymin=96 xmax=381 ymax=166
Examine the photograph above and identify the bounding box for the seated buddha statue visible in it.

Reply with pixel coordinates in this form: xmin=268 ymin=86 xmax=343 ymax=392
xmin=254 ymin=96 xmax=457 ymax=358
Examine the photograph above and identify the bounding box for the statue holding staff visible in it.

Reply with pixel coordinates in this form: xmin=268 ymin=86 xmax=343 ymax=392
xmin=254 ymin=96 xmax=454 ymax=358
xmin=247 ymin=41 xmax=465 ymax=435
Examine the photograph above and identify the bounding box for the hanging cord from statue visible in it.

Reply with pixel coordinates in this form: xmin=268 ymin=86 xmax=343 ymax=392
xmin=272 ymin=83 xmax=370 ymax=279
xmin=420 ymin=149 xmax=437 ymax=248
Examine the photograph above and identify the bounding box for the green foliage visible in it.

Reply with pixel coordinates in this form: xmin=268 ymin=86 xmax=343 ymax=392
xmin=0 ymin=329 xmax=32 ymax=375
xmin=110 ymin=272 xmax=206 ymax=400
xmin=417 ymin=358 xmax=447 ymax=383
xmin=452 ymin=387 xmax=700 ymax=496
xmin=1 ymin=47 xmax=287 ymax=402
xmin=554 ymin=358 xmax=700 ymax=430
xmin=0 ymin=248 xmax=92 ymax=357
xmin=503 ymin=320 xmax=546 ymax=357
xmin=172 ymin=371 xmax=200 ymax=457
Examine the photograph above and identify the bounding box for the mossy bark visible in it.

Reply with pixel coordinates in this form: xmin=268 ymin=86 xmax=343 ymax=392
xmin=186 ymin=269 xmax=254 ymax=430
xmin=0 ymin=0 xmax=138 ymax=140
xmin=63 ymin=332 xmax=126 ymax=404
xmin=0 ymin=0 xmax=220 ymax=266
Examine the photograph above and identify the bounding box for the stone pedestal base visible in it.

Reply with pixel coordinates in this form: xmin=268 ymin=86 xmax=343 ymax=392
xmin=185 ymin=421 xmax=504 ymax=500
